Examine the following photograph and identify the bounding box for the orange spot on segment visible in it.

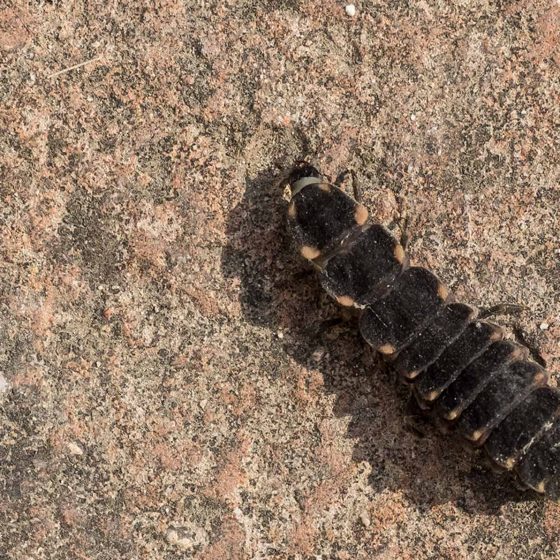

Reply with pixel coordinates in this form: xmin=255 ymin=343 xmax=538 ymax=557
xmin=437 ymin=283 xmax=449 ymax=301
xmin=489 ymin=327 xmax=504 ymax=341
xmin=446 ymin=409 xmax=460 ymax=420
xmin=534 ymin=372 xmax=548 ymax=385
xmin=426 ymin=390 xmax=440 ymax=402
xmin=288 ymin=201 xmax=296 ymax=218
xmin=378 ymin=343 xmax=396 ymax=355
xmin=394 ymin=243 xmax=405 ymax=264
xmin=300 ymin=245 xmax=321 ymax=260
xmin=469 ymin=429 xmax=483 ymax=442
xmin=336 ymin=295 xmax=355 ymax=307
xmin=354 ymin=204 xmax=368 ymax=226
xmin=319 ymin=183 xmax=331 ymax=192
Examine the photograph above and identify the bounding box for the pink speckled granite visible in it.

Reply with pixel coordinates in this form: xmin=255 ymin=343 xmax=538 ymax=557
xmin=1 ymin=1 xmax=559 ymax=558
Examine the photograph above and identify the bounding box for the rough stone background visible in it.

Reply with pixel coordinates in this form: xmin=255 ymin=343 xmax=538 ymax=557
xmin=1 ymin=1 xmax=559 ymax=558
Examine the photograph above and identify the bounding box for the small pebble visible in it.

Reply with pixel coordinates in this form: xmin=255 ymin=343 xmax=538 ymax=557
xmin=166 ymin=528 xmax=193 ymax=550
xmin=360 ymin=510 xmax=371 ymax=527
xmin=0 ymin=372 xmax=8 ymax=394
xmin=345 ymin=4 xmax=356 ymax=17
xmin=540 ymin=322 xmax=549 ymax=330
xmin=67 ymin=441 xmax=84 ymax=456
xmin=312 ymin=347 xmax=326 ymax=362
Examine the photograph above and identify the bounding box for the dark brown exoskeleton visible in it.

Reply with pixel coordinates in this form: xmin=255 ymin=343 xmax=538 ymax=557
xmin=285 ymin=162 xmax=560 ymax=500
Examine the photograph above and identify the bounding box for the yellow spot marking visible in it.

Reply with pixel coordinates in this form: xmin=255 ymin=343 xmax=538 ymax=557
xmin=288 ymin=201 xmax=296 ymax=218
xmin=504 ymin=457 xmax=515 ymax=470
xmin=426 ymin=390 xmax=440 ymax=402
xmin=319 ymin=183 xmax=331 ymax=192
xmin=301 ymin=245 xmax=321 ymax=260
xmin=405 ymin=370 xmax=420 ymax=380
xmin=394 ymin=243 xmax=405 ymax=264
xmin=489 ymin=327 xmax=503 ymax=341
xmin=469 ymin=429 xmax=483 ymax=442
xmin=534 ymin=372 xmax=547 ymax=385
xmin=446 ymin=409 xmax=460 ymax=421
xmin=336 ymin=295 xmax=355 ymax=307
xmin=378 ymin=343 xmax=396 ymax=355
xmin=536 ymin=481 xmax=545 ymax=493
xmin=354 ymin=204 xmax=368 ymax=226
xmin=438 ymin=283 xmax=449 ymax=301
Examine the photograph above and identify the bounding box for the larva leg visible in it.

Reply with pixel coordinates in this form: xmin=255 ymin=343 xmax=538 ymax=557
xmin=334 ymin=169 xmax=362 ymax=202
xmin=403 ymin=393 xmax=430 ymax=438
xmin=392 ymin=193 xmax=410 ymax=250
xmin=479 ymin=303 xmax=526 ymax=320
xmin=512 ymin=325 xmax=547 ymax=368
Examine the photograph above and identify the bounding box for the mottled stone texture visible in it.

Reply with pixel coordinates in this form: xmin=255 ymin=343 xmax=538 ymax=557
xmin=1 ymin=1 xmax=559 ymax=559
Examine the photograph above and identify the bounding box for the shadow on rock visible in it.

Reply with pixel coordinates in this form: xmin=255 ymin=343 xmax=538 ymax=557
xmin=220 ymin=163 xmax=541 ymax=516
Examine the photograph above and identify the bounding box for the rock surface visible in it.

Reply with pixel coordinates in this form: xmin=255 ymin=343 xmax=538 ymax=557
xmin=1 ymin=1 xmax=559 ymax=558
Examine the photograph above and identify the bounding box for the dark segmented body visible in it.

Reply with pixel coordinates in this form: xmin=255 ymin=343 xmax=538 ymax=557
xmin=286 ymin=165 xmax=560 ymax=500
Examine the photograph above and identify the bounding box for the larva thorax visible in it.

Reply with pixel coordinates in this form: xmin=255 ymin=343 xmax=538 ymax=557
xmin=286 ymin=163 xmax=560 ymax=501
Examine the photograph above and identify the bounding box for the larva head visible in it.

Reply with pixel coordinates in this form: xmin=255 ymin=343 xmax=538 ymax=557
xmin=286 ymin=162 xmax=367 ymax=261
xmin=287 ymin=163 xmax=322 ymax=197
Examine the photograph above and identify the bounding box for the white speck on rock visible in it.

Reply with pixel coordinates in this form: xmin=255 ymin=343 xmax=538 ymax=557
xmin=166 ymin=528 xmax=193 ymax=550
xmin=166 ymin=525 xmax=208 ymax=550
xmin=360 ymin=510 xmax=371 ymax=527
xmin=345 ymin=4 xmax=356 ymax=17
xmin=67 ymin=441 xmax=84 ymax=456
xmin=312 ymin=347 xmax=326 ymax=362
xmin=540 ymin=322 xmax=549 ymax=330
xmin=0 ymin=372 xmax=8 ymax=395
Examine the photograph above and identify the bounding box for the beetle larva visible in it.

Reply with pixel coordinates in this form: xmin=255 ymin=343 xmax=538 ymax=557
xmin=285 ymin=162 xmax=560 ymax=499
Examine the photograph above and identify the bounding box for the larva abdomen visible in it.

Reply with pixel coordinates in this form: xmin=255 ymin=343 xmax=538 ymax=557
xmin=389 ymin=302 xmax=477 ymax=380
xmin=320 ymin=224 xmax=405 ymax=306
xmin=359 ymin=267 xmax=447 ymax=355
xmin=286 ymin=163 xmax=560 ymax=500
xmin=415 ymin=321 xmax=504 ymax=404
xmin=433 ymin=340 xmax=526 ymax=419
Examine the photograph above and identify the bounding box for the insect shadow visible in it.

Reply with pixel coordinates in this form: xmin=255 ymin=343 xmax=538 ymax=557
xmin=220 ymin=164 xmax=542 ymax=516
